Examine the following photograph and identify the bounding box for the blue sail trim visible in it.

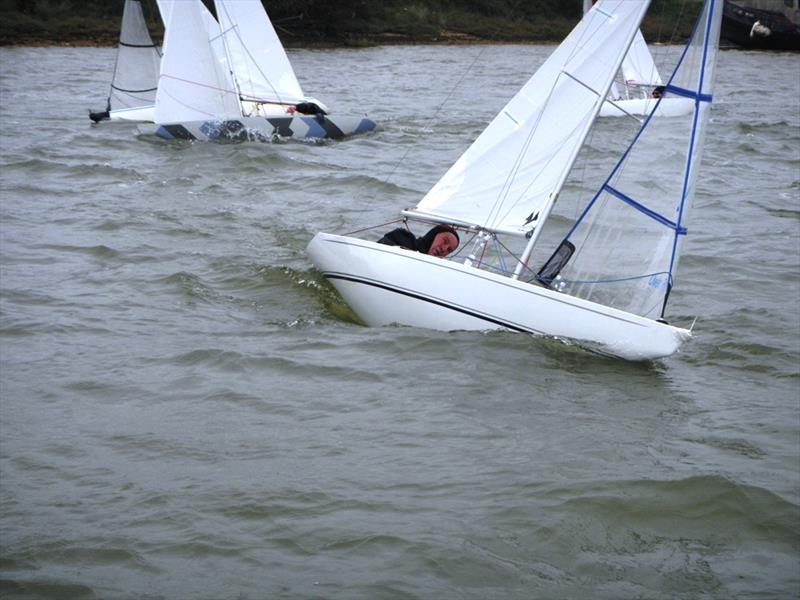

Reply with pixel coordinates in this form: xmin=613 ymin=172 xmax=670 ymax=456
xmin=603 ymin=185 xmax=688 ymax=234
xmin=563 ymin=0 xmax=710 ymax=246
xmin=663 ymin=0 xmax=717 ymax=317
xmin=664 ymin=84 xmax=712 ymax=103
xmin=554 ymin=0 xmax=716 ymax=321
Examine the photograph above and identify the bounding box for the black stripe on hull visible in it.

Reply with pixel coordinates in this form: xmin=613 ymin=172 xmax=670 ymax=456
xmin=324 ymin=273 xmax=531 ymax=333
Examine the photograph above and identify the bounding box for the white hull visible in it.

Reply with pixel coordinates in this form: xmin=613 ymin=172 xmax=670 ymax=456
xmin=140 ymin=115 xmax=376 ymax=142
xmin=108 ymin=105 xmax=155 ymax=123
xmin=307 ymin=232 xmax=691 ymax=361
xmin=599 ymin=96 xmax=694 ymax=118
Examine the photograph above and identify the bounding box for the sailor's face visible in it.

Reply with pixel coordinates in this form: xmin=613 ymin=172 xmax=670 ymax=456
xmin=428 ymin=232 xmax=459 ymax=257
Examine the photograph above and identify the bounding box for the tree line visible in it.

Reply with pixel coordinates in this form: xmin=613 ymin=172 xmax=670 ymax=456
xmin=0 ymin=0 xmax=702 ymax=46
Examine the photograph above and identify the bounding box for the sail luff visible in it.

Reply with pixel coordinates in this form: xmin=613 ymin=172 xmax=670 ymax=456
xmin=106 ymin=0 xmax=126 ymax=109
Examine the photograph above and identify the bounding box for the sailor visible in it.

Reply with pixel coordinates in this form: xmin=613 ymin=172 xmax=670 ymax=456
xmin=377 ymin=225 xmax=460 ymax=258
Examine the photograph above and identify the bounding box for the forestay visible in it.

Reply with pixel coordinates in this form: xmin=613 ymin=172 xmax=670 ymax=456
xmin=214 ymin=0 xmax=305 ymax=105
xmin=110 ymin=0 xmax=161 ymax=112
xmin=557 ymin=0 xmax=722 ymax=319
xmin=154 ymin=0 xmax=241 ymax=123
xmin=407 ymin=1 xmax=652 ymax=237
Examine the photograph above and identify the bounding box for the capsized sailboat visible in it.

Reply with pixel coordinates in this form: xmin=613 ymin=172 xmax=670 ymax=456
xmin=90 ymin=0 xmax=165 ymax=123
xmin=307 ymin=0 xmax=722 ymax=361
xmin=146 ymin=0 xmax=376 ymax=142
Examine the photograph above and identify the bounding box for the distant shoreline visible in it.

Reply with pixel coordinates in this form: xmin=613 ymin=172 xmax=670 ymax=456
xmin=0 ymin=29 xmax=570 ymax=48
xmin=0 ymin=1 xmax=700 ymax=49
xmin=2 ymin=37 xmax=566 ymax=49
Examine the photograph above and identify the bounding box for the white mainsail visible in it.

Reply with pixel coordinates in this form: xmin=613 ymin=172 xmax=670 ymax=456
xmin=407 ymin=1 xmax=652 ymax=237
xmin=557 ymin=0 xmax=722 ymax=319
xmin=109 ymin=0 xmax=161 ymax=113
xmin=213 ymin=0 xmax=306 ymax=105
xmin=154 ymin=0 xmax=241 ymax=123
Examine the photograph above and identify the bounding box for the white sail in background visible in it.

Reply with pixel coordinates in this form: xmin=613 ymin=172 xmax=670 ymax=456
xmin=214 ymin=0 xmax=305 ymax=105
xmin=583 ymin=0 xmax=661 ymax=97
xmin=110 ymin=0 xmax=161 ymax=112
xmin=558 ymin=0 xmax=722 ymax=319
xmin=622 ymin=30 xmax=663 ymax=87
xmin=409 ymin=0 xmax=651 ymax=236
xmin=154 ymin=0 xmax=241 ymax=123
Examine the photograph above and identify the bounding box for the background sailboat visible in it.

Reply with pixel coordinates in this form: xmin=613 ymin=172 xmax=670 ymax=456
xmin=90 ymin=0 xmax=165 ymax=123
xmin=583 ymin=0 xmax=695 ymax=118
xmin=307 ymin=0 xmax=722 ymax=361
xmin=147 ymin=0 xmax=376 ymax=141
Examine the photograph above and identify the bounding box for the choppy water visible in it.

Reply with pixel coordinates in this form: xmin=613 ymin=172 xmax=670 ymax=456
xmin=0 ymin=43 xmax=798 ymax=599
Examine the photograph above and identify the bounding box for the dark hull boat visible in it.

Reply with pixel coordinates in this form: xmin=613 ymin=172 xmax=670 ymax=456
xmin=722 ymin=0 xmax=800 ymax=50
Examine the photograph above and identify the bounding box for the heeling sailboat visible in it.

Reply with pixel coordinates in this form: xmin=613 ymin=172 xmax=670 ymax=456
xmin=148 ymin=0 xmax=376 ymax=142
xmin=90 ymin=0 xmax=165 ymax=123
xmin=307 ymin=0 xmax=722 ymax=361
xmin=586 ymin=0 xmax=695 ymax=118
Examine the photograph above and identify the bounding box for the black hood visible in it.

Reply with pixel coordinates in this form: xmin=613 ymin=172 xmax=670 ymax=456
xmin=416 ymin=226 xmax=460 ymax=254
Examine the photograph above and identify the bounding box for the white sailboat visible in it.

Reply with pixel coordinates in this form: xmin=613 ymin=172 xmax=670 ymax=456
xmin=90 ymin=0 xmax=165 ymax=123
xmin=147 ymin=0 xmax=376 ymax=142
xmin=585 ymin=0 xmax=695 ymax=118
xmin=307 ymin=0 xmax=722 ymax=361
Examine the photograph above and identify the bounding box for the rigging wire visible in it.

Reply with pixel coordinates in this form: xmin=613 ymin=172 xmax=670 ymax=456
xmin=484 ymin=12 xmax=602 ymax=232
xmin=375 ymin=46 xmax=488 ymax=193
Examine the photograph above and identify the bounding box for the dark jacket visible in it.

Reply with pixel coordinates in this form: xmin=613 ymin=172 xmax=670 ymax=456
xmin=377 ymin=225 xmax=459 ymax=254
xmin=376 ymin=228 xmax=419 ymax=250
